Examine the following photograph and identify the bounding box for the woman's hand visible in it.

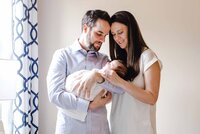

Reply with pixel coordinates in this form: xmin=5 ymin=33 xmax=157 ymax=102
xmin=101 ymin=69 xmax=123 ymax=88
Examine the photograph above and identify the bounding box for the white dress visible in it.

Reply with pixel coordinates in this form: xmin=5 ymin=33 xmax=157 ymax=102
xmin=110 ymin=49 xmax=162 ymax=134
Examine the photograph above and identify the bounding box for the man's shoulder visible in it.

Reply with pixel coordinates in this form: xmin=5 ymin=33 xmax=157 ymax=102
xmin=55 ymin=42 xmax=76 ymax=53
xmin=54 ymin=47 xmax=69 ymax=55
xmin=52 ymin=46 xmax=73 ymax=61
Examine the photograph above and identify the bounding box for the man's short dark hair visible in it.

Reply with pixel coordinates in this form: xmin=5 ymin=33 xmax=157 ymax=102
xmin=81 ymin=9 xmax=110 ymax=30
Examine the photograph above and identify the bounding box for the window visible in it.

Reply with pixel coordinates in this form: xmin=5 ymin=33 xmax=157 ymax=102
xmin=0 ymin=1 xmax=14 ymax=134
xmin=0 ymin=0 xmax=13 ymax=59
xmin=0 ymin=101 xmax=13 ymax=134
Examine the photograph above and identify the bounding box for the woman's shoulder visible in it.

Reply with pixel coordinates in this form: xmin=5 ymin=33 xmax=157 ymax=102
xmin=141 ymin=48 xmax=157 ymax=59
xmin=141 ymin=48 xmax=162 ymax=70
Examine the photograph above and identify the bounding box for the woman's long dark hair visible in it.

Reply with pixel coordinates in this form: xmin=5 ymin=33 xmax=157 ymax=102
xmin=109 ymin=11 xmax=149 ymax=81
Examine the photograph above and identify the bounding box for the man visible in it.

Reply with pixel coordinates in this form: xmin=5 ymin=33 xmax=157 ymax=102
xmin=47 ymin=10 xmax=112 ymax=134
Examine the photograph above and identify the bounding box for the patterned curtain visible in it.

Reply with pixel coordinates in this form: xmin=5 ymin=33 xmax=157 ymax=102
xmin=12 ymin=0 xmax=38 ymax=133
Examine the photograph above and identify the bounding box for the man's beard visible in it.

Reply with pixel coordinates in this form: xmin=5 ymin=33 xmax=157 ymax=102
xmin=88 ymin=43 xmax=96 ymax=51
xmin=86 ymin=30 xmax=100 ymax=52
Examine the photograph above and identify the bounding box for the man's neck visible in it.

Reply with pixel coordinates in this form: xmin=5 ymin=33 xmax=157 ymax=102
xmin=78 ymin=38 xmax=88 ymax=51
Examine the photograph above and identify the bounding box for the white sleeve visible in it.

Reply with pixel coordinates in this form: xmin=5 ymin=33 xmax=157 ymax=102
xmin=143 ymin=49 xmax=162 ymax=72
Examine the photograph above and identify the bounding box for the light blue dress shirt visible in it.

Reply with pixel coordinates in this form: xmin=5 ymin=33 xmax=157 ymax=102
xmin=47 ymin=39 xmax=123 ymax=134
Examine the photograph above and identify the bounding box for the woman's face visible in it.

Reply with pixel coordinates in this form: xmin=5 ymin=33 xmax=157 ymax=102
xmin=111 ymin=22 xmax=128 ymax=50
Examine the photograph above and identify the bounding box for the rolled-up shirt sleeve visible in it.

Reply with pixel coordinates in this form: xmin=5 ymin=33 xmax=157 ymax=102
xmin=47 ymin=49 xmax=89 ymax=113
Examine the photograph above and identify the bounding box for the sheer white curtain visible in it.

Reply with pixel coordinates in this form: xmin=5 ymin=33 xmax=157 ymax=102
xmin=12 ymin=0 xmax=38 ymax=133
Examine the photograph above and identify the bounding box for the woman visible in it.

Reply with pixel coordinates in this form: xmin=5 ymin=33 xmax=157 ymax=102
xmin=102 ymin=11 xmax=162 ymax=134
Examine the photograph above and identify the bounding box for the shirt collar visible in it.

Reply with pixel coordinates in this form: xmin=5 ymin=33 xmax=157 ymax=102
xmin=70 ymin=39 xmax=83 ymax=52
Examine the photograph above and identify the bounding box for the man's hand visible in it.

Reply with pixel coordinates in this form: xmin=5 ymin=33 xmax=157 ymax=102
xmin=89 ymin=90 xmax=112 ymax=111
xmin=73 ymin=69 xmax=103 ymax=98
xmin=73 ymin=70 xmax=96 ymax=98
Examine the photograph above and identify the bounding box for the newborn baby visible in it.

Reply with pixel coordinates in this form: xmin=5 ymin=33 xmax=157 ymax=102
xmin=65 ymin=60 xmax=127 ymax=101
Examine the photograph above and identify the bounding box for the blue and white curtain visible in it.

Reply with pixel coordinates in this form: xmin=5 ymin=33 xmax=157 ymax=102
xmin=12 ymin=0 xmax=38 ymax=133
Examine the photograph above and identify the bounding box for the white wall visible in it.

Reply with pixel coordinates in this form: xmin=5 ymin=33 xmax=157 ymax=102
xmin=38 ymin=0 xmax=200 ymax=134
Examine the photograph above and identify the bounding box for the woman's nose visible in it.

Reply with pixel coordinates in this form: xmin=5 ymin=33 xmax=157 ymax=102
xmin=114 ymin=35 xmax=120 ymax=41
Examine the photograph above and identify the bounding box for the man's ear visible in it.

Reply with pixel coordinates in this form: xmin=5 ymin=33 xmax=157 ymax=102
xmin=83 ymin=24 xmax=88 ymax=33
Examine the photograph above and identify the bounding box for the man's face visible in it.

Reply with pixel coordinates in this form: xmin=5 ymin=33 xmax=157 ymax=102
xmin=85 ymin=19 xmax=110 ymax=51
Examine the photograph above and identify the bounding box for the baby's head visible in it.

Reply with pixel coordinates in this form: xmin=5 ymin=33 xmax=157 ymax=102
xmin=103 ymin=60 xmax=127 ymax=79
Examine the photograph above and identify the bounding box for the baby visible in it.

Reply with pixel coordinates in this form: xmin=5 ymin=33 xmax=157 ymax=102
xmin=60 ymin=60 xmax=127 ymax=121
xmin=65 ymin=60 xmax=127 ymax=101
